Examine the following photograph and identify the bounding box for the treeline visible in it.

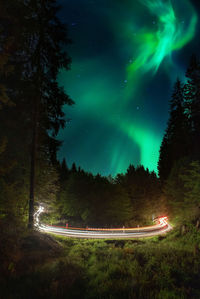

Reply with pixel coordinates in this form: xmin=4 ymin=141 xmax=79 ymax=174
xmin=43 ymin=160 xmax=163 ymax=227
xmin=0 ymin=0 xmax=73 ymax=227
xmin=158 ymin=55 xmax=200 ymax=225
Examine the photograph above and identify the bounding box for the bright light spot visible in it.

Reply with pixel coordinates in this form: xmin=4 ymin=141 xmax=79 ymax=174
xmin=158 ymin=216 xmax=168 ymax=225
xmin=34 ymin=205 xmax=44 ymax=227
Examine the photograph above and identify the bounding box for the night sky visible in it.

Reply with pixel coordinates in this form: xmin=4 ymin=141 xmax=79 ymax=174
xmin=57 ymin=0 xmax=200 ymax=177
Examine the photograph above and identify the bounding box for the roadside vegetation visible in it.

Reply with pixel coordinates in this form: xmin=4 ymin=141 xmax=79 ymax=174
xmin=1 ymin=226 xmax=200 ymax=299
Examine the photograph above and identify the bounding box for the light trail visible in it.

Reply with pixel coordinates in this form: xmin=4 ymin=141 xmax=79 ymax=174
xmin=34 ymin=206 xmax=172 ymax=239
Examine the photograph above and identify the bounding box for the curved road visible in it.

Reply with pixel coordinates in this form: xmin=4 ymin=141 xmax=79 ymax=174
xmin=35 ymin=206 xmax=172 ymax=239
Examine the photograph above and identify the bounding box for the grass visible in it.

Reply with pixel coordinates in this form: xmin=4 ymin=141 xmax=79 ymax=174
xmin=1 ymin=225 xmax=200 ymax=298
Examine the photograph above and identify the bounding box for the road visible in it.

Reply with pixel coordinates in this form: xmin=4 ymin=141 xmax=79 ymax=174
xmin=35 ymin=206 xmax=172 ymax=239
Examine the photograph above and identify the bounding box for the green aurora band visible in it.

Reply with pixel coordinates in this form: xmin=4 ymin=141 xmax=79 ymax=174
xmin=59 ymin=0 xmax=197 ymax=176
xmin=126 ymin=0 xmax=197 ymax=86
xmin=120 ymin=0 xmax=197 ymax=173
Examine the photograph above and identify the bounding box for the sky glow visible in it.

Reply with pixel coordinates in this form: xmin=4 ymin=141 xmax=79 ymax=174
xmin=58 ymin=0 xmax=198 ymax=176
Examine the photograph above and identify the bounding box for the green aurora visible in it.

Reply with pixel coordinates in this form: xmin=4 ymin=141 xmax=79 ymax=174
xmin=58 ymin=0 xmax=198 ymax=176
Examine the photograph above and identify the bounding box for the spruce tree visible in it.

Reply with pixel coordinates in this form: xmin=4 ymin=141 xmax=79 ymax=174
xmin=184 ymin=55 xmax=200 ymax=160
xmin=158 ymin=79 xmax=189 ymax=181
xmin=25 ymin=0 xmax=74 ymax=228
xmin=71 ymin=162 xmax=77 ymax=173
xmin=1 ymin=0 xmax=74 ymax=228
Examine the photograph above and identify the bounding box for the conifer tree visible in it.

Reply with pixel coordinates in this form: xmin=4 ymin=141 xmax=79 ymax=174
xmin=71 ymin=162 xmax=77 ymax=173
xmin=60 ymin=158 xmax=69 ymax=180
xmin=24 ymin=0 xmax=74 ymax=228
xmin=184 ymin=55 xmax=200 ymax=160
xmin=158 ymin=79 xmax=189 ymax=181
xmin=0 ymin=0 xmax=74 ymax=228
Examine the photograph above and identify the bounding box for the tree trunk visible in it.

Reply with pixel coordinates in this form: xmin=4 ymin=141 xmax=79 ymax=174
xmin=28 ymin=13 xmax=42 ymax=228
xmin=28 ymin=98 xmax=38 ymax=229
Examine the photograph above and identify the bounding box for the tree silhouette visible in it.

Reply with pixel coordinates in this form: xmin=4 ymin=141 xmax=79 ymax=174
xmin=158 ymin=79 xmax=190 ymax=181
xmin=184 ymin=55 xmax=200 ymax=160
xmin=0 ymin=0 xmax=74 ymax=228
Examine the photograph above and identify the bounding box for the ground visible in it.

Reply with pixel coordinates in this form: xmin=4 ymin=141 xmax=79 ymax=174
xmin=1 ymin=225 xmax=200 ymax=299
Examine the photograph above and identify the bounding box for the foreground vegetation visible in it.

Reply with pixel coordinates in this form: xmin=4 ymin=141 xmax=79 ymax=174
xmin=1 ymin=223 xmax=200 ymax=299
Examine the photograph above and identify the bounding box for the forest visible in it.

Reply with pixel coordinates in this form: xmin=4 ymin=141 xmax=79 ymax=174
xmin=1 ymin=0 xmax=200 ymax=298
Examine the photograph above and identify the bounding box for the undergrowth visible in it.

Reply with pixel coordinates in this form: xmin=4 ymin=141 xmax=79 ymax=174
xmin=1 ymin=226 xmax=200 ymax=299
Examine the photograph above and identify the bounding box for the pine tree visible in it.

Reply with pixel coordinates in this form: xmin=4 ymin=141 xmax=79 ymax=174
xmin=184 ymin=55 xmax=200 ymax=160
xmin=71 ymin=162 xmax=77 ymax=173
xmin=24 ymin=0 xmax=74 ymax=228
xmin=158 ymin=79 xmax=190 ymax=181
xmin=0 ymin=0 xmax=74 ymax=228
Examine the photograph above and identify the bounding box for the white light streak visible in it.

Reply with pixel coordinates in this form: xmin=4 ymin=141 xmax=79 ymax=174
xmin=35 ymin=206 xmax=172 ymax=239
